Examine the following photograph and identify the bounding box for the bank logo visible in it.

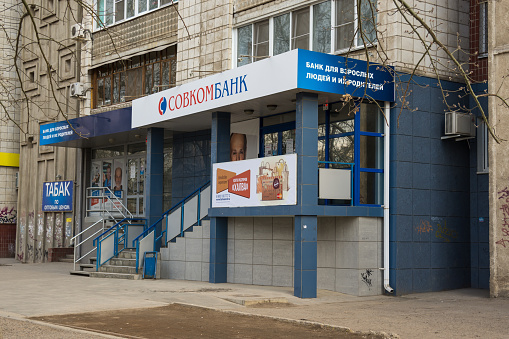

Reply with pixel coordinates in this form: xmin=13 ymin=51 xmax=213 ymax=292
xmin=158 ymin=97 xmax=167 ymax=115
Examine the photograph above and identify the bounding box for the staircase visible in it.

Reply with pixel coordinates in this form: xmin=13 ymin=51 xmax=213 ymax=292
xmin=89 ymin=249 xmax=140 ymax=280
xmin=72 ymin=182 xmax=211 ymax=280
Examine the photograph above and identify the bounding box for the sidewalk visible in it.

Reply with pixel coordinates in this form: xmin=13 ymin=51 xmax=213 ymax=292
xmin=1 ymin=258 xmax=508 ymax=338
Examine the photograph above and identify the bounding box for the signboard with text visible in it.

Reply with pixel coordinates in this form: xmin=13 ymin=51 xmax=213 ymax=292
xmin=132 ymin=49 xmax=395 ymax=129
xmin=212 ymin=154 xmax=297 ymax=208
xmin=42 ymin=180 xmax=73 ymax=212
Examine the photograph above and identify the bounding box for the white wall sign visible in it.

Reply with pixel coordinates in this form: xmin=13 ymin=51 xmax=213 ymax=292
xmin=212 ymin=154 xmax=297 ymax=208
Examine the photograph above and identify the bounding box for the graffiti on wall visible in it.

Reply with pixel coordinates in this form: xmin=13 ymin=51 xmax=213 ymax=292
xmin=16 ymin=212 xmax=25 ymax=261
xmin=414 ymin=218 xmax=458 ymax=242
xmin=496 ymin=187 xmax=509 ymax=247
xmin=415 ymin=219 xmax=433 ymax=234
xmin=0 ymin=206 xmax=16 ymax=224
xmin=361 ymin=269 xmax=373 ymax=289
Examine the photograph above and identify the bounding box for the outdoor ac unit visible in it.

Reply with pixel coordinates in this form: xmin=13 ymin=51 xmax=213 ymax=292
xmin=70 ymin=82 xmax=84 ymax=97
xmin=444 ymin=112 xmax=475 ymax=137
xmin=71 ymin=23 xmax=84 ymax=40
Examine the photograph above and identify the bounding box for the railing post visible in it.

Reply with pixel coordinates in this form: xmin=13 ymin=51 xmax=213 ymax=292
xmin=180 ymin=203 xmax=184 ymax=237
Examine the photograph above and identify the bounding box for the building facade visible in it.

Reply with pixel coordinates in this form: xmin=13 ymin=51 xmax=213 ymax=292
xmin=0 ymin=0 xmax=21 ymax=258
xmin=16 ymin=0 xmax=493 ymax=297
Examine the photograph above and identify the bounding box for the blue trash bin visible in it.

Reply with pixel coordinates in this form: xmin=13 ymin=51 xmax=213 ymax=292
xmin=142 ymin=251 xmax=157 ymax=279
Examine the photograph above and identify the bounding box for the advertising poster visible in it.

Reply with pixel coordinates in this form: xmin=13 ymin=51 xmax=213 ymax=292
xmin=212 ymin=154 xmax=297 ymax=208
xmin=111 ymin=160 xmax=124 ymax=211
xmin=90 ymin=161 xmax=102 ymax=211
xmin=231 ymin=119 xmax=259 ymax=159
xmin=102 ymin=161 xmax=112 ymax=188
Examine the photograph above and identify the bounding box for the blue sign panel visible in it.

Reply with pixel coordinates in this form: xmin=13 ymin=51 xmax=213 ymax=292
xmin=39 ymin=107 xmax=133 ymax=146
xmin=42 ymin=181 xmax=73 ymax=212
xmin=297 ymin=49 xmax=395 ymax=102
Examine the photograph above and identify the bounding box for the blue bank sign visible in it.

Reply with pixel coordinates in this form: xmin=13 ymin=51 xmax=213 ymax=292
xmin=296 ymin=49 xmax=394 ymax=102
xmin=42 ymin=180 xmax=73 ymax=212
xmin=133 ymin=49 xmax=395 ymax=128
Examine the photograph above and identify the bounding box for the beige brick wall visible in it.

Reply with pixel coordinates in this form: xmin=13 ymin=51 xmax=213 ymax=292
xmin=232 ymin=0 xmax=470 ymax=81
xmin=0 ymin=0 xmax=20 ymax=215
xmin=177 ymin=0 xmax=233 ymax=85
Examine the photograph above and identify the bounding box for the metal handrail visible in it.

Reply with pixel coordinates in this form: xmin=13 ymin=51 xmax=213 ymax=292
xmin=94 ymin=217 xmax=147 ymax=271
xmin=85 ymin=187 xmax=133 ymax=220
xmin=133 ymin=181 xmax=211 ymax=247
xmin=71 ymin=218 xmax=106 ymax=271
xmin=133 ymin=181 xmax=210 ymax=272
xmin=72 ymin=187 xmax=134 ymax=271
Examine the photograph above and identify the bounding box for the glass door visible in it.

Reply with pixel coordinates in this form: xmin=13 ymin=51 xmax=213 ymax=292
xmin=126 ymin=156 xmax=145 ymax=216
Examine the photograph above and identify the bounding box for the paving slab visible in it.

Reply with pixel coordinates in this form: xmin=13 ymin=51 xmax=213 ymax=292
xmin=1 ymin=258 xmax=508 ymax=338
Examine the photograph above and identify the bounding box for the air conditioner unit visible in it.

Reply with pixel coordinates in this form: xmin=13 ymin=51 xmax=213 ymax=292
xmin=444 ymin=112 xmax=475 ymax=137
xmin=71 ymin=23 xmax=84 ymax=40
xmin=70 ymin=82 xmax=84 ymax=97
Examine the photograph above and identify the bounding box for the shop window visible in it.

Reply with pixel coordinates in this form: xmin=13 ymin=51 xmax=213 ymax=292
xmin=479 ymin=1 xmax=488 ymax=56
xmin=96 ymin=0 xmax=177 ymax=28
xmin=93 ymin=46 xmax=176 ymax=108
xmin=235 ymin=0 xmax=377 ymax=67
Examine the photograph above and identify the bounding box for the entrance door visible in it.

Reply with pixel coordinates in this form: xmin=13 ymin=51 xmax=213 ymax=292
xmin=126 ymin=156 xmax=145 ymax=216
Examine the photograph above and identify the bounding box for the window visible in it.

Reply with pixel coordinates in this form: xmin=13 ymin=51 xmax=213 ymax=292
xmin=94 ymin=45 xmax=177 ymax=108
xmin=479 ymin=1 xmax=488 ymax=56
xmin=235 ymin=0 xmax=377 ymax=67
xmin=318 ymin=101 xmax=384 ymax=206
xmin=96 ymin=0 xmax=177 ymax=28
xmin=477 ymin=119 xmax=489 ymax=174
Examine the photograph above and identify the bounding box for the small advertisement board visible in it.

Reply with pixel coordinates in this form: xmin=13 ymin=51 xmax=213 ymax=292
xmin=212 ymin=154 xmax=297 ymax=208
xmin=42 ymin=180 xmax=73 ymax=212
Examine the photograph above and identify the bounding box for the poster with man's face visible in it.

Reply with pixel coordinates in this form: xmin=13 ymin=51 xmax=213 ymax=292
xmin=230 ymin=133 xmax=247 ymax=161
xmin=113 ymin=160 xmax=123 ymax=193
xmin=103 ymin=162 xmax=112 ymax=188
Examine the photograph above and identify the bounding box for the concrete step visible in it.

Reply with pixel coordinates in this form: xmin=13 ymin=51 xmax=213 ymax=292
xmin=65 ymin=254 xmax=74 ymax=259
xmin=109 ymin=258 xmax=137 ymax=267
xmin=70 ymin=270 xmax=91 ymax=277
xmin=99 ymin=265 xmax=137 ymax=274
xmin=59 ymin=258 xmax=74 ymax=263
xmin=89 ymin=272 xmax=140 ymax=280
xmin=79 ymin=263 xmax=95 ymax=271
xmin=117 ymin=251 xmax=137 ymax=260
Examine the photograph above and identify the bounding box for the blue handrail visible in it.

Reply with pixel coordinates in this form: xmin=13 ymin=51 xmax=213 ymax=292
xmin=132 ymin=181 xmax=211 ymax=247
xmin=133 ymin=181 xmax=210 ymax=272
xmin=318 ymin=161 xmax=354 ymax=206
xmin=94 ymin=217 xmax=147 ymax=271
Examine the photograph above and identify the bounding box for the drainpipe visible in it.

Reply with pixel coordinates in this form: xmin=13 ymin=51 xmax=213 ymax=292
xmin=383 ymin=101 xmax=394 ymax=293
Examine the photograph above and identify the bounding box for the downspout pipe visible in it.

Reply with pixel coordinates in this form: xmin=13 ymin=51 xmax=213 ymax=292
xmin=383 ymin=101 xmax=394 ymax=293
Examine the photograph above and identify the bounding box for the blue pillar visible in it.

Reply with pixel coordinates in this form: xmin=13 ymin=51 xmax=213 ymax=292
xmin=294 ymin=216 xmax=318 ymax=298
xmin=146 ymin=127 xmax=164 ymax=250
xmin=294 ymin=92 xmax=318 ymax=298
xmin=209 ymin=112 xmax=230 ymax=283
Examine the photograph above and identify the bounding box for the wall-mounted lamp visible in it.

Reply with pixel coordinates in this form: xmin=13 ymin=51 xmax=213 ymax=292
xmin=244 ymin=109 xmax=254 ymax=115
xmin=55 ymin=174 xmax=62 ymax=180
xmin=108 ymin=138 xmax=115 ymax=144
xmin=267 ymin=104 xmax=277 ymax=111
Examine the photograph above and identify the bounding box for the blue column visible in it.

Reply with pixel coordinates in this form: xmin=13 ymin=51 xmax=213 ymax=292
xmin=294 ymin=92 xmax=318 ymax=298
xmin=209 ymin=112 xmax=230 ymax=283
xmin=294 ymin=216 xmax=318 ymax=298
xmin=145 ymin=127 xmax=164 ymax=250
